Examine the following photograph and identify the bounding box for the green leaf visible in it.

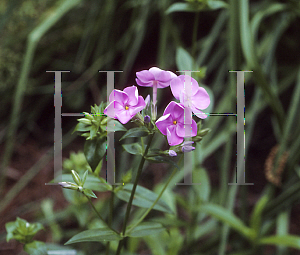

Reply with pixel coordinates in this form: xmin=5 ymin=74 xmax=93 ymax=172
xmin=73 ymin=122 xmax=91 ymax=133
xmin=192 ymin=167 xmax=211 ymax=202
xmin=106 ymin=120 xmax=127 ymax=132
xmin=24 ymin=241 xmax=48 ymax=255
xmin=145 ymin=156 xmax=180 ymax=170
xmin=56 ymin=174 xmax=111 ymax=192
xmin=83 ymin=188 xmax=97 ymax=199
xmin=84 ymin=137 xmax=106 ymax=171
xmin=259 ymin=235 xmax=300 ymax=250
xmin=166 ymin=3 xmax=196 ymax=14
xmin=207 ymin=0 xmax=228 ymax=10
xmin=200 ymin=204 xmax=255 ymax=240
xmin=115 ymin=184 xmax=173 ymax=214
xmin=123 ymin=143 xmax=143 ymax=155
xmin=65 ymin=228 xmax=122 ymax=245
xmin=176 ymin=47 xmax=194 ymax=71
xmin=127 ymin=222 xmax=166 ymax=237
xmin=6 ymin=218 xmax=44 ymax=243
xmin=120 ymin=126 xmax=150 ymax=141
xmin=250 ymin=191 xmax=270 ymax=234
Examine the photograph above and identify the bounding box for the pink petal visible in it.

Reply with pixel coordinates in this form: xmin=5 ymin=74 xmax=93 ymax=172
xmin=124 ymin=86 xmax=138 ymax=106
xmin=136 ymin=70 xmax=155 ymax=83
xmin=170 ymin=77 xmax=183 ymax=100
xmin=155 ymin=113 xmax=173 ymax=136
xmin=164 ymin=101 xmax=184 ymax=121
xmin=128 ymin=96 xmax=146 ymax=116
xmin=109 ymin=89 xmax=128 ymax=104
xmin=104 ymin=101 xmax=124 ymax=119
xmin=136 ymin=78 xmax=153 ymax=87
xmin=176 ymin=119 xmax=197 ymax=137
xmin=191 ymin=87 xmax=210 ymax=109
xmin=191 ymin=106 xmax=208 ymax=119
xmin=149 ymin=67 xmax=163 ymax=79
xmin=167 ymin=126 xmax=183 ymax=146
xmin=167 ymin=71 xmax=177 ymax=80
xmin=157 ymin=80 xmax=172 ymax=88
xmin=116 ymin=111 xmax=132 ymax=124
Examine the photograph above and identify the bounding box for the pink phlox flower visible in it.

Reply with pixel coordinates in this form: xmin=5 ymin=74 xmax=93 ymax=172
xmin=155 ymin=101 xmax=197 ymax=146
xmin=104 ymin=86 xmax=146 ymax=124
xmin=136 ymin=67 xmax=177 ymax=88
xmin=170 ymin=75 xmax=210 ymax=119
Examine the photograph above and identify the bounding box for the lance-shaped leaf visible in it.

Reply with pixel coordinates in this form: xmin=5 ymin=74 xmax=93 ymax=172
xmin=122 ymin=143 xmax=143 ymax=155
xmin=115 ymin=184 xmax=173 ymax=214
xmin=65 ymin=228 xmax=122 ymax=245
xmin=84 ymin=137 xmax=106 ymax=171
xmin=120 ymin=126 xmax=150 ymax=141
xmin=259 ymin=235 xmax=300 ymax=250
xmin=126 ymin=222 xmax=166 ymax=237
xmin=200 ymin=203 xmax=256 ymax=241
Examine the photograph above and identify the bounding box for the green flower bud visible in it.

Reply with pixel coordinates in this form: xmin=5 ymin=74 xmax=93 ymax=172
xmin=84 ymin=112 xmax=94 ymax=120
xmin=71 ymin=170 xmax=82 ymax=186
xmin=78 ymin=118 xmax=92 ymax=125
xmin=58 ymin=182 xmax=79 ymax=190
xmin=101 ymin=117 xmax=108 ymax=125
xmin=198 ymin=128 xmax=211 ymax=137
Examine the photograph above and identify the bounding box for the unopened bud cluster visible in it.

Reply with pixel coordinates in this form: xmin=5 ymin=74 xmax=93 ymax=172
xmin=59 ymin=170 xmax=97 ymax=199
xmin=75 ymin=103 xmax=108 ymax=140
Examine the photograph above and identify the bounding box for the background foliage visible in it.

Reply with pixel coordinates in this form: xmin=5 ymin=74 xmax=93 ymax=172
xmin=1 ymin=0 xmax=300 ymax=254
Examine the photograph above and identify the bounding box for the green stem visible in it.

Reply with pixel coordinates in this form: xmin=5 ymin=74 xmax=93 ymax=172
xmin=116 ymin=133 xmax=155 ymax=255
xmin=106 ymin=186 xmax=115 ymax=255
xmin=86 ymin=197 xmax=118 ymax=234
xmin=126 ymin=166 xmax=178 ymax=235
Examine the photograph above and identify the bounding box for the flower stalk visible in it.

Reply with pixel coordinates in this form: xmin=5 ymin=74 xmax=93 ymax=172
xmin=116 ymin=133 xmax=155 ymax=255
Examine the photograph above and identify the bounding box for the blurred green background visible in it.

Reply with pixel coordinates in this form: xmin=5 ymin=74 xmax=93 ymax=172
xmin=1 ymin=0 xmax=300 ymax=254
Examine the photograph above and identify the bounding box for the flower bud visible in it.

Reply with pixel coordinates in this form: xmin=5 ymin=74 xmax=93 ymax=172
xmin=198 ymin=128 xmax=211 ymax=137
xmin=144 ymin=115 xmax=151 ymax=124
xmin=145 ymin=94 xmax=151 ymax=107
xmin=181 ymin=141 xmax=195 ymax=152
xmin=100 ymin=117 xmax=108 ymax=125
xmin=78 ymin=118 xmax=92 ymax=125
xmin=71 ymin=170 xmax=82 ymax=186
xmin=58 ymin=182 xmax=79 ymax=190
xmin=168 ymin=150 xmax=177 ymax=157
xmin=84 ymin=113 xmax=94 ymax=120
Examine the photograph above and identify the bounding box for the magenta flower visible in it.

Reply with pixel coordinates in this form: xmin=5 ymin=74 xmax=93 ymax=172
xmin=104 ymin=86 xmax=146 ymax=124
xmin=136 ymin=67 xmax=177 ymax=121
xmin=170 ymin=75 xmax=210 ymax=119
xmin=155 ymin=101 xmax=197 ymax=146
xmin=136 ymin=67 xmax=177 ymax=88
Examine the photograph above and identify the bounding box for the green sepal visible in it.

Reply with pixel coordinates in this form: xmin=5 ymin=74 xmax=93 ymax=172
xmin=81 ymin=170 xmax=89 ymax=186
xmin=83 ymin=188 xmax=97 ymax=199
xmin=71 ymin=170 xmax=82 ymax=186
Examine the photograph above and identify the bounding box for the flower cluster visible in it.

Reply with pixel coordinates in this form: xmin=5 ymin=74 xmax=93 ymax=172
xmin=104 ymin=67 xmax=210 ymax=147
